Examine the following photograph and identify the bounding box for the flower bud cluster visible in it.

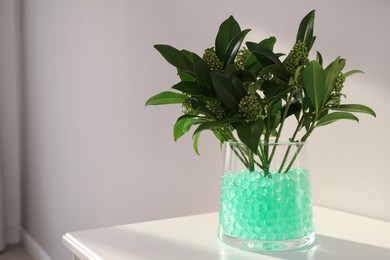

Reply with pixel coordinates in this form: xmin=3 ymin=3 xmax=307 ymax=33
xmin=285 ymin=41 xmax=308 ymax=73
xmin=206 ymin=100 xmax=225 ymax=120
xmin=330 ymin=73 xmax=345 ymax=106
xmin=239 ymin=95 xmax=263 ymax=122
xmin=235 ymin=47 xmax=251 ymax=70
xmin=182 ymin=95 xmax=193 ymax=115
xmin=203 ymin=48 xmax=223 ymax=72
xmin=259 ymin=71 xmax=273 ymax=82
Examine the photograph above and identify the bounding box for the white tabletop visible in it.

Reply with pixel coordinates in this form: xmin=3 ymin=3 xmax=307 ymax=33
xmin=63 ymin=206 xmax=390 ymax=260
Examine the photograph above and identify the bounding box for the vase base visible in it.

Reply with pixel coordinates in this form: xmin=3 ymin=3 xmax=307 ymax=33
xmin=218 ymin=230 xmax=315 ymax=252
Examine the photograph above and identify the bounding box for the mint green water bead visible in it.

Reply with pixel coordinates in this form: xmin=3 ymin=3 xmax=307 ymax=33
xmin=252 ymin=171 xmax=261 ymax=179
xmin=273 ymin=173 xmax=283 ymax=182
xmin=258 ymin=177 xmax=267 ymax=187
xmin=266 ymin=178 xmax=275 ymax=188
xmin=246 ymin=173 xmax=255 ymax=182
xmin=220 ymin=168 xmax=313 ymax=241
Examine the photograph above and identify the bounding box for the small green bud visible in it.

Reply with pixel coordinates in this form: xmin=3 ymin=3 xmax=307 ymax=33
xmin=239 ymin=95 xmax=263 ymax=122
xmin=202 ymin=48 xmax=223 ymax=72
xmin=235 ymin=47 xmax=251 ymax=70
xmin=182 ymin=95 xmax=193 ymax=115
xmin=206 ymin=100 xmax=225 ymax=120
xmin=284 ymin=41 xmax=308 ymax=73
xmin=330 ymin=73 xmax=346 ymax=106
xmin=259 ymin=71 xmax=273 ymax=81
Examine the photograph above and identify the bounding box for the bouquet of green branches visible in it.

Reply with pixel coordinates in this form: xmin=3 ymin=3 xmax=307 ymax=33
xmin=146 ymin=10 xmax=375 ymax=175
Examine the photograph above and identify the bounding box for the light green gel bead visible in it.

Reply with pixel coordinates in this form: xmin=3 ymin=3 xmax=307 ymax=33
xmin=240 ymin=181 xmax=249 ymax=189
xmin=273 ymin=173 xmax=283 ymax=182
xmin=266 ymin=178 xmax=274 ymax=187
xmin=258 ymin=177 xmax=266 ymax=187
xmin=245 ymin=173 xmax=255 ymax=182
xmin=252 ymin=171 xmax=261 ymax=179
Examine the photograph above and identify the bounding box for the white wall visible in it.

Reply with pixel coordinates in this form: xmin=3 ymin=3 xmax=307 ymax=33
xmin=0 ymin=0 xmax=22 ymax=245
xmin=17 ymin=0 xmax=390 ymax=259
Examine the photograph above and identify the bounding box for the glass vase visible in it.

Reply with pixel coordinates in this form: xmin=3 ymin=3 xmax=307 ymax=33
xmin=218 ymin=141 xmax=315 ymax=252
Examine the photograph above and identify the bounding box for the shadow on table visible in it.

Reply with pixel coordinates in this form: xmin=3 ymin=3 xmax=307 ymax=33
xmin=86 ymin=227 xmax=221 ymax=260
xmin=242 ymin=234 xmax=390 ymax=260
xmin=88 ymin=227 xmax=390 ymax=260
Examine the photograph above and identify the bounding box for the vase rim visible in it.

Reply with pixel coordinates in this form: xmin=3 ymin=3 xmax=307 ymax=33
xmin=224 ymin=140 xmax=306 ymax=145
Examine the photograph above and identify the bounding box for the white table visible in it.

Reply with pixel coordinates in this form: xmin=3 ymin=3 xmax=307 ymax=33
xmin=63 ymin=206 xmax=390 ymax=260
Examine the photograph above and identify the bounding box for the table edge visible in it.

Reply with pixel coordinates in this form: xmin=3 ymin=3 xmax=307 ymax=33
xmin=63 ymin=233 xmax=103 ymax=260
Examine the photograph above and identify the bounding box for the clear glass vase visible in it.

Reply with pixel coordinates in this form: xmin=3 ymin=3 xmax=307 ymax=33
xmin=218 ymin=141 xmax=315 ymax=252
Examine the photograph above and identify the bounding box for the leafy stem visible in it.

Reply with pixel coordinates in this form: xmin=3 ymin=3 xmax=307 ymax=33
xmin=284 ymin=116 xmax=316 ymax=173
xmin=147 ymin=10 xmax=376 ymax=177
xmin=278 ymin=116 xmax=304 ymax=173
xmin=269 ymin=86 xmax=295 ymax=166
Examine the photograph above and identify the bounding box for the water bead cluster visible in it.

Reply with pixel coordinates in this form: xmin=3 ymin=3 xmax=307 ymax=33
xmin=219 ymin=168 xmax=314 ymax=241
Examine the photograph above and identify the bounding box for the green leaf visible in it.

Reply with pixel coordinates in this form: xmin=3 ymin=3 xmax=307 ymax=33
xmin=316 ymin=51 xmax=323 ymax=66
xmin=294 ymin=65 xmax=304 ymax=84
xmin=145 ymin=91 xmax=186 ymax=106
xmin=173 ymin=117 xmax=193 ymax=141
xmin=316 ymin=112 xmax=359 ymax=127
xmin=196 ymin=107 xmax=215 ymax=118
xmin=281 ymin=102 xmax=302 ymax=119
xmin=331 ymin=104 xmax=376 ymax=117
xmin=237 ymin=70 xmax=256 ymax=82
xmin=189 ymin=103 xmax=214 ymax=118
xmin=181 ymin=49 xmax=194 ymax=61
xmin=302 ymin=94 xmax=314 ymax=113
xmin=309 ymin=36 xmax=316 ymax=51
xmin=244 ymin=53 xmax=263 ymax=75
xmin=262 ymin=81 xmax=287 ymax=99
xmin=211 ymin=73 xmax=237 ymax=111
xmin=176 ymin=114 xmax=199 ymax=121
xmin=223 ymin=29 xmax=251 ymax=66
xmin=154 ymin=45 xmax=193 ymax=75
xmin=259 ymin=37 xmax=277 ymax=50
xmin=269 ymin=100 xmax=281 ymax=131
xmin=344 ymin=70 xmax=364 ymax=78
xmin=244 ymin=53 xmax=258 ymax=68
xmin=178 ymin=70 xmax=195 ymax=82
xmin=192 ymin=53 xmax=214 ymax=96
xmin=193 ymin=118 xmax=241 ymax=136
xmin=303 ymin=61 xmax=326 ymax=115
xmin=262 ymin=64 xmax=290 ymax=81
xmin=246 ymin=42 xmax=282 ymax=66
xmin=193 ymin=132 xmax=201 ymax=155
xmin=318 ymin=109 xmax=329 ymax=120
xmin=189 ymin=98 xmax=204 ymax=110
xmin=215 ymin=16 xmax=241 ymax=61
xmin=222 ymin=64 xmax=237 ymax=78
xmin=296 ymin=10 xmax=315 ymax=51
xmin=271 ymin=99 xmax=282 ymax=116
xmin=231 ymin=76 xmax=248 ymax=99
xmin=174 ymin=116 xmax=208 ymax=141
xmin=211 ymin=73 xmax=246 ymax=112
xmin=303 ymin=113 xmax=312 ymax=131
xmin=213 ymin=130 xmax=225 ymax=143
xmin=324 ymin=57 xmax=346 ymax=102
xmin=236 ymin=118 xmax=265 ymax=153
xmin=172 ymin=81 xmax=202 ymax=95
